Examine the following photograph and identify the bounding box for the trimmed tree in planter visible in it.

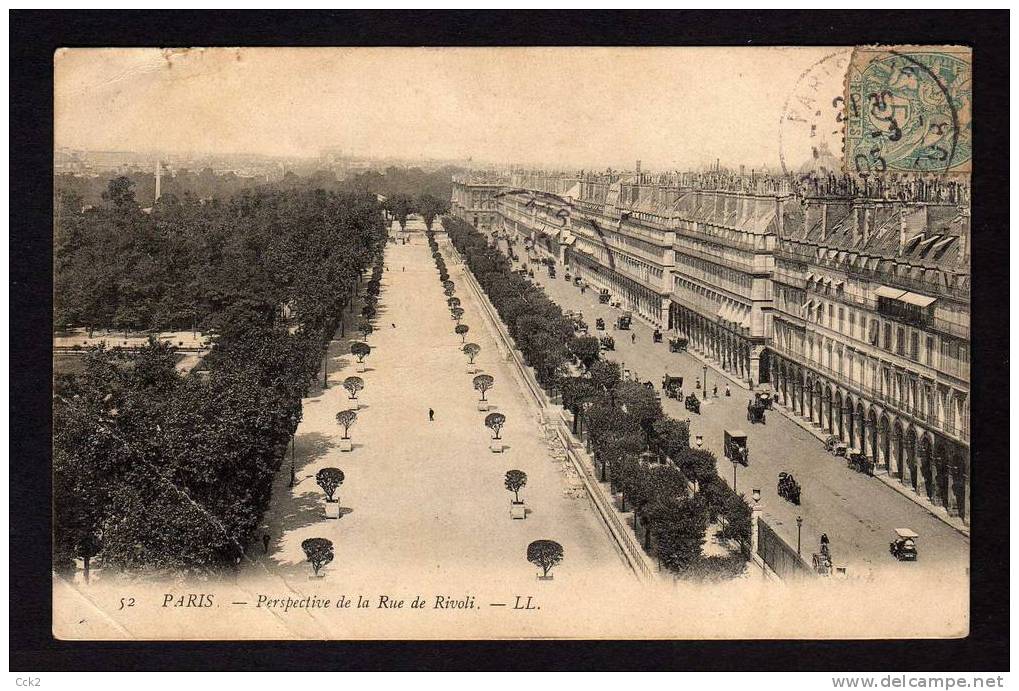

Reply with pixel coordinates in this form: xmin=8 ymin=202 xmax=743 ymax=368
xmin=442 ymin=280 xmax=455 ymax=293
xmin=357 ymin=319 xmax=373 ymax=341
xmin=485 ymin=411 xmax=506 ymax=452
xmin=447 ymin=297 xmax=461 ymax=310
xmin=473 ymin=374 xmax=494 ymax=409
xmin=316 ymin=467 xmax=346 ymax=518
xmin=462 ymin=342 xmax=481 ymax=371
xmin=451 ymin=307 xmax=465 ymax=323
xmin=301 ymin=537 xmax=334 ymax=578
xmin=527 ymin=539 xmax=564 ymax=580
xmin=455 ymin=323 xmax=469 ymax=343
xmin=351 ymin=341 xmax=371 ymax=372
xmin=335 ymin=409 xmax=358 ymax=452
xmin=505 ymin=469 xmax=528 ymax=519
xmin=343 ymin=376 xmax=365 ymax=403
xmin=444 ymin=287 xmax=455 ymax=299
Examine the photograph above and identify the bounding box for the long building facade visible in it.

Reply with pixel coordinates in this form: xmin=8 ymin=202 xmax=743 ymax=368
xmin=450 ymin=169 xmax=971 ymax=525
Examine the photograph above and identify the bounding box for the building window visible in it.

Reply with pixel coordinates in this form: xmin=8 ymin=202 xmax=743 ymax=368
xmin=896 ymin=327 xmax=905 ymax=356
xmin=926 ymin=336 xmax=935 ymax=367
xmin=883 ymin=322 xmax=892 ymax=350
xmin=910 ymin=332 xmax=920 ymax=361
xmin=849 ymin=311 xmax=856 ymax=338
xmin=838 ymin=307 xmax=845 ymax=333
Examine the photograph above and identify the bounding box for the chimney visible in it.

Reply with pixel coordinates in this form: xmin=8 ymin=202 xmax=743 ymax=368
xmin=898 ymin=208 xmax=908 ymax=256
xmin=636 ymin=159 xmax=642 ymax=175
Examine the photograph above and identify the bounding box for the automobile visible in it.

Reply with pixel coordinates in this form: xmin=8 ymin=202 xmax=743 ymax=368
xmin=684 ymin=393 xmax=701 ymax=414
xmin=564 ymin=272 xmax=571 ymax=281
xmin=599 ymin=335 xmax=615 ymax=351
xmin=724 ymin=429 xmax=749 ymax=466
xmin=599 ymin=288 xmax=610 ymax=304
xmin=595 ymin=317 xmax=605 ymax=330
xmin=824 ymin=435 xmax=848 ymax=456
xmin=653 ymin=328 xmax=663 ymax=343
xmin=747 ymin=398 xmax=767 ymax=424
xmin=889 ymin=528 xmax=918 ymax=561
xmin=754 ymin=386 xmax=774 ymax=409
xmin=615 ymin=312 xmax=632 ymax=330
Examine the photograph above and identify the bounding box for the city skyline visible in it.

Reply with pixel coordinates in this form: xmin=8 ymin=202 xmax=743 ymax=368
xmin=55 ymin=47 xmax=843 ymax=172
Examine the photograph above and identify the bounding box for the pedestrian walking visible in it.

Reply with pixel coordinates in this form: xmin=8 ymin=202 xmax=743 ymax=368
xmin=713 ymin=385 xmax=718 ymax=398
xmin=725 ymin=384 xmax=731 ymax=397
xmin=428 ymin=408 xmax=435 ymax=422
xmin=392 ymin=323 xmax=396 ymax=328
xmin=262 ymin=533 xmax=270 ymax=554
xmin=631 ymin=333 xmax=637 ymax=344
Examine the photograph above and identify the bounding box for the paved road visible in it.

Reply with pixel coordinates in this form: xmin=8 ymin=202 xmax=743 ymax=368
xmin=500 ymin=238 xmax=968 ymax=581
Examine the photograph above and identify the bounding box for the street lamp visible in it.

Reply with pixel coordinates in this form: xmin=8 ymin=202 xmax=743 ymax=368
xmin=796 ymin=515 xmax=804 ymax=556
xmin=731 ymin=457 xmax=739 ymax=492
xmin=289 ymin=414 xmax=299 ymax=488
xmin=703 ymin=364 xmax=708 ymax=396
xmin=695 ymin=434 xmax=703 ymax=449
xmin=752 ymin=488 xmax=761 ymax=505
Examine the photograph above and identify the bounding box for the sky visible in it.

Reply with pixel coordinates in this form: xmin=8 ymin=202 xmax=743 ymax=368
xmin=55 ymin=46 xmax=848 ymax=171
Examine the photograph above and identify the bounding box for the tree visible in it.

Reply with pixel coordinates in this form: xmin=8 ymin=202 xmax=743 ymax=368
xmin=301 ymin=537 xmax=334 ymax=577
xmin=462 ymin=342 xmax=481 ymax=365
xmin=362 ymin=304 xmax=376 ymax=321
xmin=447 ymin=297 xmax=461 ymax=310
xmin=450 ymin=307 xmax=465 ymax=323
xmin=649 ymin=496 xmax=708 ymax=574
xmin=484 ymin=412 xmax=506 ymax=440
xmin=389 ymin=193 xmax=416 ymax=230
xmin=417 ymin=193 xmax=449 ymax=232
xmin=504 ymin=469 xmax=527 ymax=503
xmin=473 ymin=374 xmax=494 ymax=401
xmin=343 ymin=376 xmax=364 ymax=400
xmin=589 ymin=360 xmax=622 ymax=394
xmin=455 ymin=323 xmax=469 ymax=343
xmin=350 ymin=341 xmax=371 ymax=364
xmin=675 ymin=448 xmax=719 ymax=488
xmin=358 ymin=319 xmax=373 ymax=340
xmin=570 ymin=335 xmax=602 ymax=370
xmin=335 ymin=409 xmax=358 ymax=439
xmin=652 ymin=417 xmax=690 ymax=463
xmin=442 ymin=280 xmax=455 ymax=292
xmin=616 ymin=381 xmax=663 ymax=445
xmin=527 ymin=539 xmax=564 ymax=578
xmin=315 ymin=467 xmax=345 ymax=502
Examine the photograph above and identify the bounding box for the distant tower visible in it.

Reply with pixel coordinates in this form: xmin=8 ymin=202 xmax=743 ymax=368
xmin=636 ymin=159 xmax=642 ymax=174
xmin=154 ymin=160 xmax=162 ymax=202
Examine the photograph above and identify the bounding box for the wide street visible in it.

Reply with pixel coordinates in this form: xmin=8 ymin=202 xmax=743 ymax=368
xmin=239 ymin=217 xmax=635 ymax=636
xmin=499 ymin=237 xmax=969 ymax=581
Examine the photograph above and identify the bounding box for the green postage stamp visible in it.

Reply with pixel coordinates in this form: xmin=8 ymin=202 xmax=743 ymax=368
xmin=844 ymin=45 xmax=971 ymax=175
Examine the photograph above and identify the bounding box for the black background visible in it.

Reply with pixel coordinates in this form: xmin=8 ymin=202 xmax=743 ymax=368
xmin=10 ymin=9 xmax=1009 ymax=672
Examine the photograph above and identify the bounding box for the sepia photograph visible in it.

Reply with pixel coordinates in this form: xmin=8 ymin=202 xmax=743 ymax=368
xmin=9 ymin=8 xmax=1008 ymax=675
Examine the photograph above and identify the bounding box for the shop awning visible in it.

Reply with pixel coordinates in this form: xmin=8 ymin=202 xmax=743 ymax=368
xmin=899 ymin=292 xmax=936 ymax=308
xmin=874 ymin=285 xmax=907 ymax=300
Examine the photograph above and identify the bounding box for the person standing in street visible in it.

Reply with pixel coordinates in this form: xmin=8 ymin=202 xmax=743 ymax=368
xmin=428 ymin=408 xmax=435 ymax=422
xmin=631 ymin=332 xmax=637 ymax=344
xmin=725 ymin=384 xmax=731 ymax=397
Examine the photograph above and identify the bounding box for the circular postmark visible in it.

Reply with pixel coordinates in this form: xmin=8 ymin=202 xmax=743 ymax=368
xmin=778 ymin=49 xmax=853 ymax=177
xmin=844 ymin=48 xmax=971 ymax=175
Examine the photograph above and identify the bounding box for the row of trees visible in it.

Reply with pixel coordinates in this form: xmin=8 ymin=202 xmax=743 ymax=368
xmin=443 ymin=216 xmax=751 ymax=580
xmin=53 ymin=182 xmax=387 ymax=577
xmin=384 ymin=193 xmax=450 ymax=233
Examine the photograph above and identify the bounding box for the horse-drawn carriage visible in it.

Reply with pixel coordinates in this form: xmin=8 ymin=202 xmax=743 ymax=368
xmin=777 ymin=472 xmax=801 ymax=505
xmin=661 ymin=374 xmax=683 ymax=400
xmin=846 ymin=450 xmax=874 ymax=476
xmin=598 ymin=288 xmax=611 ymax=304
xmin=724 ymin=429 xmax=749 ymax=466
xmin=684 ymin=393 xmax=701 ymax=414
xmin=824 ymin=435 xmax=848 ymax=457
xmin=595 ymin=317 xmax=605 ymax=331
xmin=615 ymin=311 xmax=632 ymax=330
xmin=668 ymin=336 xmax=689 ymax=353
xmin=599 ymin=335 xmax=615 ymax=351
xmin=747 ymin=398 xmax=767 ymax=424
